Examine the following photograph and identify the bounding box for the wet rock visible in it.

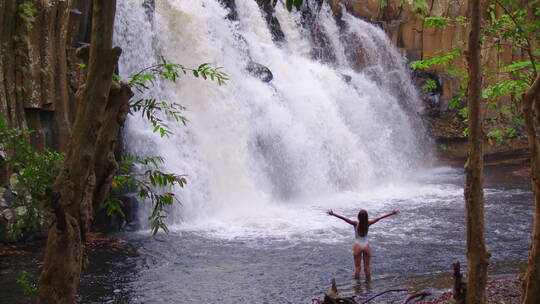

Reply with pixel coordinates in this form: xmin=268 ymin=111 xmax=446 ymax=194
xmin=255 ymin=0 xmax=285 ymax=43
xmin=14 ymin=206 xmax=27 ymax=217
xmin=342 ymin=31 xmax=370 ymax=72
xmin=341 ymin=74 xmax=352 ymax=83
xmin=8 ymin=173 xmax=18 ymax=188
xmin=2 ymin=209 xmax=14 ymax=222
xmin=299 ymin=3 xmax=337 ymax=64
xmin=92 ymin=195 xmax=140 ymax=233
xmin=246 ymin=62 xmax=273 ymax=82
xmin=413 ymin=71 xmax=442 ymax=117
xmin=142 ymin=0 xmax=155 ymax=22
xmin=120 ymin=195 xmax=139 ymax=226
xmin=218 ymin=0 xmax=238 ymax=21
xmin=0 ymin=187 xmax=7 ymax=208
xmin=2 ymin=187 xmax=24 ymax=209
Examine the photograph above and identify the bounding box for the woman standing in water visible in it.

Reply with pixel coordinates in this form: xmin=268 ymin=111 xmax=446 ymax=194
xmin=327 ymin=209 xmax=400 ymax=281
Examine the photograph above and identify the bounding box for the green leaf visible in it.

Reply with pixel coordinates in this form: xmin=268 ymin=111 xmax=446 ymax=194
xmin=503 ymin=61 xmax=532 ymax=72
xmin=112 ymin=74 xmax=122 ymax=83
xmin=424 ymin=17 xmax=450 ymax=28
xmin=286 ymin=0 xmax=293 ymax=11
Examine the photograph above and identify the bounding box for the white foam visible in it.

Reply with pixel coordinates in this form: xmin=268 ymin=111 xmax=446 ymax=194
xmin=115 ymin=0 xmax=440 ymax=242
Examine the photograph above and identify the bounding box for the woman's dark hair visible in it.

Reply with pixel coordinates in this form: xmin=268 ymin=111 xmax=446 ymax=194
xmin=357 ymin=209 xmax=369 ymax=237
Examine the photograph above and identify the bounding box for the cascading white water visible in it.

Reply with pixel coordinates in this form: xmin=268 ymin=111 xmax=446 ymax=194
xmin=114 ymin=0 xmax=434 ymax=241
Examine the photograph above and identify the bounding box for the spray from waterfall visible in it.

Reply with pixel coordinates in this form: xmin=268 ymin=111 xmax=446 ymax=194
xmin=114 ymin=0 xmax=434 ymax=240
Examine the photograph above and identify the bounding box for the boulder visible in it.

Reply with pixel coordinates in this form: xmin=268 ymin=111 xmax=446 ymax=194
xmin=14 ymin=206 xmax=27 ymax=217
xmin=246 ymin=62 xmax=273 ymax=82
xmin=341 ymin=74 xmax=352 ymax=83
xmin=1 ymin=187 xmax=14 ymax=208
xmin=2 ymin=209 xmax=13 ymax=222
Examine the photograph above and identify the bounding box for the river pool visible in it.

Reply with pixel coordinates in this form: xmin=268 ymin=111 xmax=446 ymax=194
xmin=79 ymin=164 xmax=533 ymax=304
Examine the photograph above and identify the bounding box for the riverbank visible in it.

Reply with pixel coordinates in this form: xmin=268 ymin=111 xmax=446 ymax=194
xmin=419 ymin=277 xmax=522 ymax=304
xmin=0 ymin=232 xmax=140 ymax=304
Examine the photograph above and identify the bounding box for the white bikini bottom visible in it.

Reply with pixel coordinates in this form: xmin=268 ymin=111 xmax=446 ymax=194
xmin=354 ymin=237 xmax=369 ymax=248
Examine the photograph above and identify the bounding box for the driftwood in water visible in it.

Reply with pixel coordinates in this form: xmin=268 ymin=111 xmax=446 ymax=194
xmin=362 ymin=289 xmax=408 ymax=304
xmin=321 ymin=278 xmax=358 ymax=304
xmin=452 ymin=262 xmax=466 ymax=304
xmin=402 ymin=291 xmax=432 ymax=304
xmin=316 ymin=279 xmax=428 ymax=304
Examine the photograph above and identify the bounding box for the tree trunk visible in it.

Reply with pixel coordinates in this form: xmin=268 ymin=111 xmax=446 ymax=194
xmin=463 ymin=0 xmax=490 ymax=303
xmin=36 ymin=1 xmax=123 ymax=303
xmin=521 ymin=73 xmax=540 ymax=304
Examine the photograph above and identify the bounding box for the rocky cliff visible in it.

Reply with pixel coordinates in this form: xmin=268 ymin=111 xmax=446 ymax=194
xmin=328 ymin=0 xmax=530 ymax=162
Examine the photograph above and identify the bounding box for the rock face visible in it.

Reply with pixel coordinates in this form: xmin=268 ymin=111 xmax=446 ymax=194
xmin=0 ymin=0 xmax=93 ymax=185
xmin=328 ymin=0 xmax=464 ymax=113
xmin=328 ymin=0 xmax=530 ymax=161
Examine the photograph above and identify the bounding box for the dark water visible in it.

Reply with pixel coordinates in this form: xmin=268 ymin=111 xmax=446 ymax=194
xmin=79 ymin=165 xmax=533 ymax=304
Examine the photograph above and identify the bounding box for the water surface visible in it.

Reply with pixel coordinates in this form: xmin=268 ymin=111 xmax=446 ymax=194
xmin=80 ymin=164 xmax=533 ymax=304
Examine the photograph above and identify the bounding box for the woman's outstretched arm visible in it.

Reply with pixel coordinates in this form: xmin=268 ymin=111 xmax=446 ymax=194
xmin=326 ymin=209 xmax=357 ymax=226
xmin=369 ymin=210 xmax=399 ymax=226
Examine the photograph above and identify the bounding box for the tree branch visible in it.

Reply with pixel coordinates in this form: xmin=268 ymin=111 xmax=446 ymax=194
xmin=493 ymin=0 xmax=538 ymax=75
xmin=361 ymin=289 xmax=408 ymax=304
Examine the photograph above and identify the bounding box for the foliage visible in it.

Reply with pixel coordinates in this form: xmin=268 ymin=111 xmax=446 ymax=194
xmin=411 ymin=0 xmax=539 ymax=143
xmin=285 ymin=0 xmax=303 ymax=11
xmin=424 ymin=17 xmax=450 ymax=28
xmin=126 ymin=57 xmax=227 ymax=138
xmin=424 ymin=16 xmax=468 ymax=28
xmin=109 ymin=155 xmax=187 ymax=235
xmin=412 ymin=0 xmax=428 ymax=16
xmin=487 ymin=127 xmax=517 ymax=145
xmin=410 ymin=49 xmax=462 ymax=75
xmin=130 ymin=99 xmax=187 ymax=137
xmin=15 ymin=270 xmax=37 ymax=295
xmin=422 ymin=78 xmax=438 ymax=93
xmin=18 ymin=1 xmax=37 ymax=28
xmin=485 ymin=0 xmax=540 ymax=68
xmin=449 ymin=78 xmax=468 ymax=110
xmin=128 ymin=57 xmax=228 ymax=89
xmin=0 ymin=116 xmax=64 ymax=239
xmin=438 ymin=143 xmax=452 ymax=151
xmin=482 ymin=79 xmax=529 ymax=101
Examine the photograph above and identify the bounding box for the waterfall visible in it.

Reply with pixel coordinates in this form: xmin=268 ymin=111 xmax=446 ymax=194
xmin=114 ymin=0 xmax=433 ymax=240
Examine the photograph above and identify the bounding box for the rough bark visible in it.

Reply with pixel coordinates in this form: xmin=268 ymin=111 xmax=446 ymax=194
xmin=463 ymin=0 xmax=490 ymax=303
xmin=92 ymin=82 xmax=132 ymax=212
xmin=36 ymin=1 xmax=123 ymax=303
xmin=521 ymin=72 xmax=540 ymax=304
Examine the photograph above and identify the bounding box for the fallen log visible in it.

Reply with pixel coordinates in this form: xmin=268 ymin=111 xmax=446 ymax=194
xmin=323 ymin=279 xmax=358 ymax=304
xmin=402 ymin=291 xmax=432 ymax=304
xmin=361 ymin=289 xmax=408 ymax=304
xmin=318 ymin=278 xmax=431 ymax=304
